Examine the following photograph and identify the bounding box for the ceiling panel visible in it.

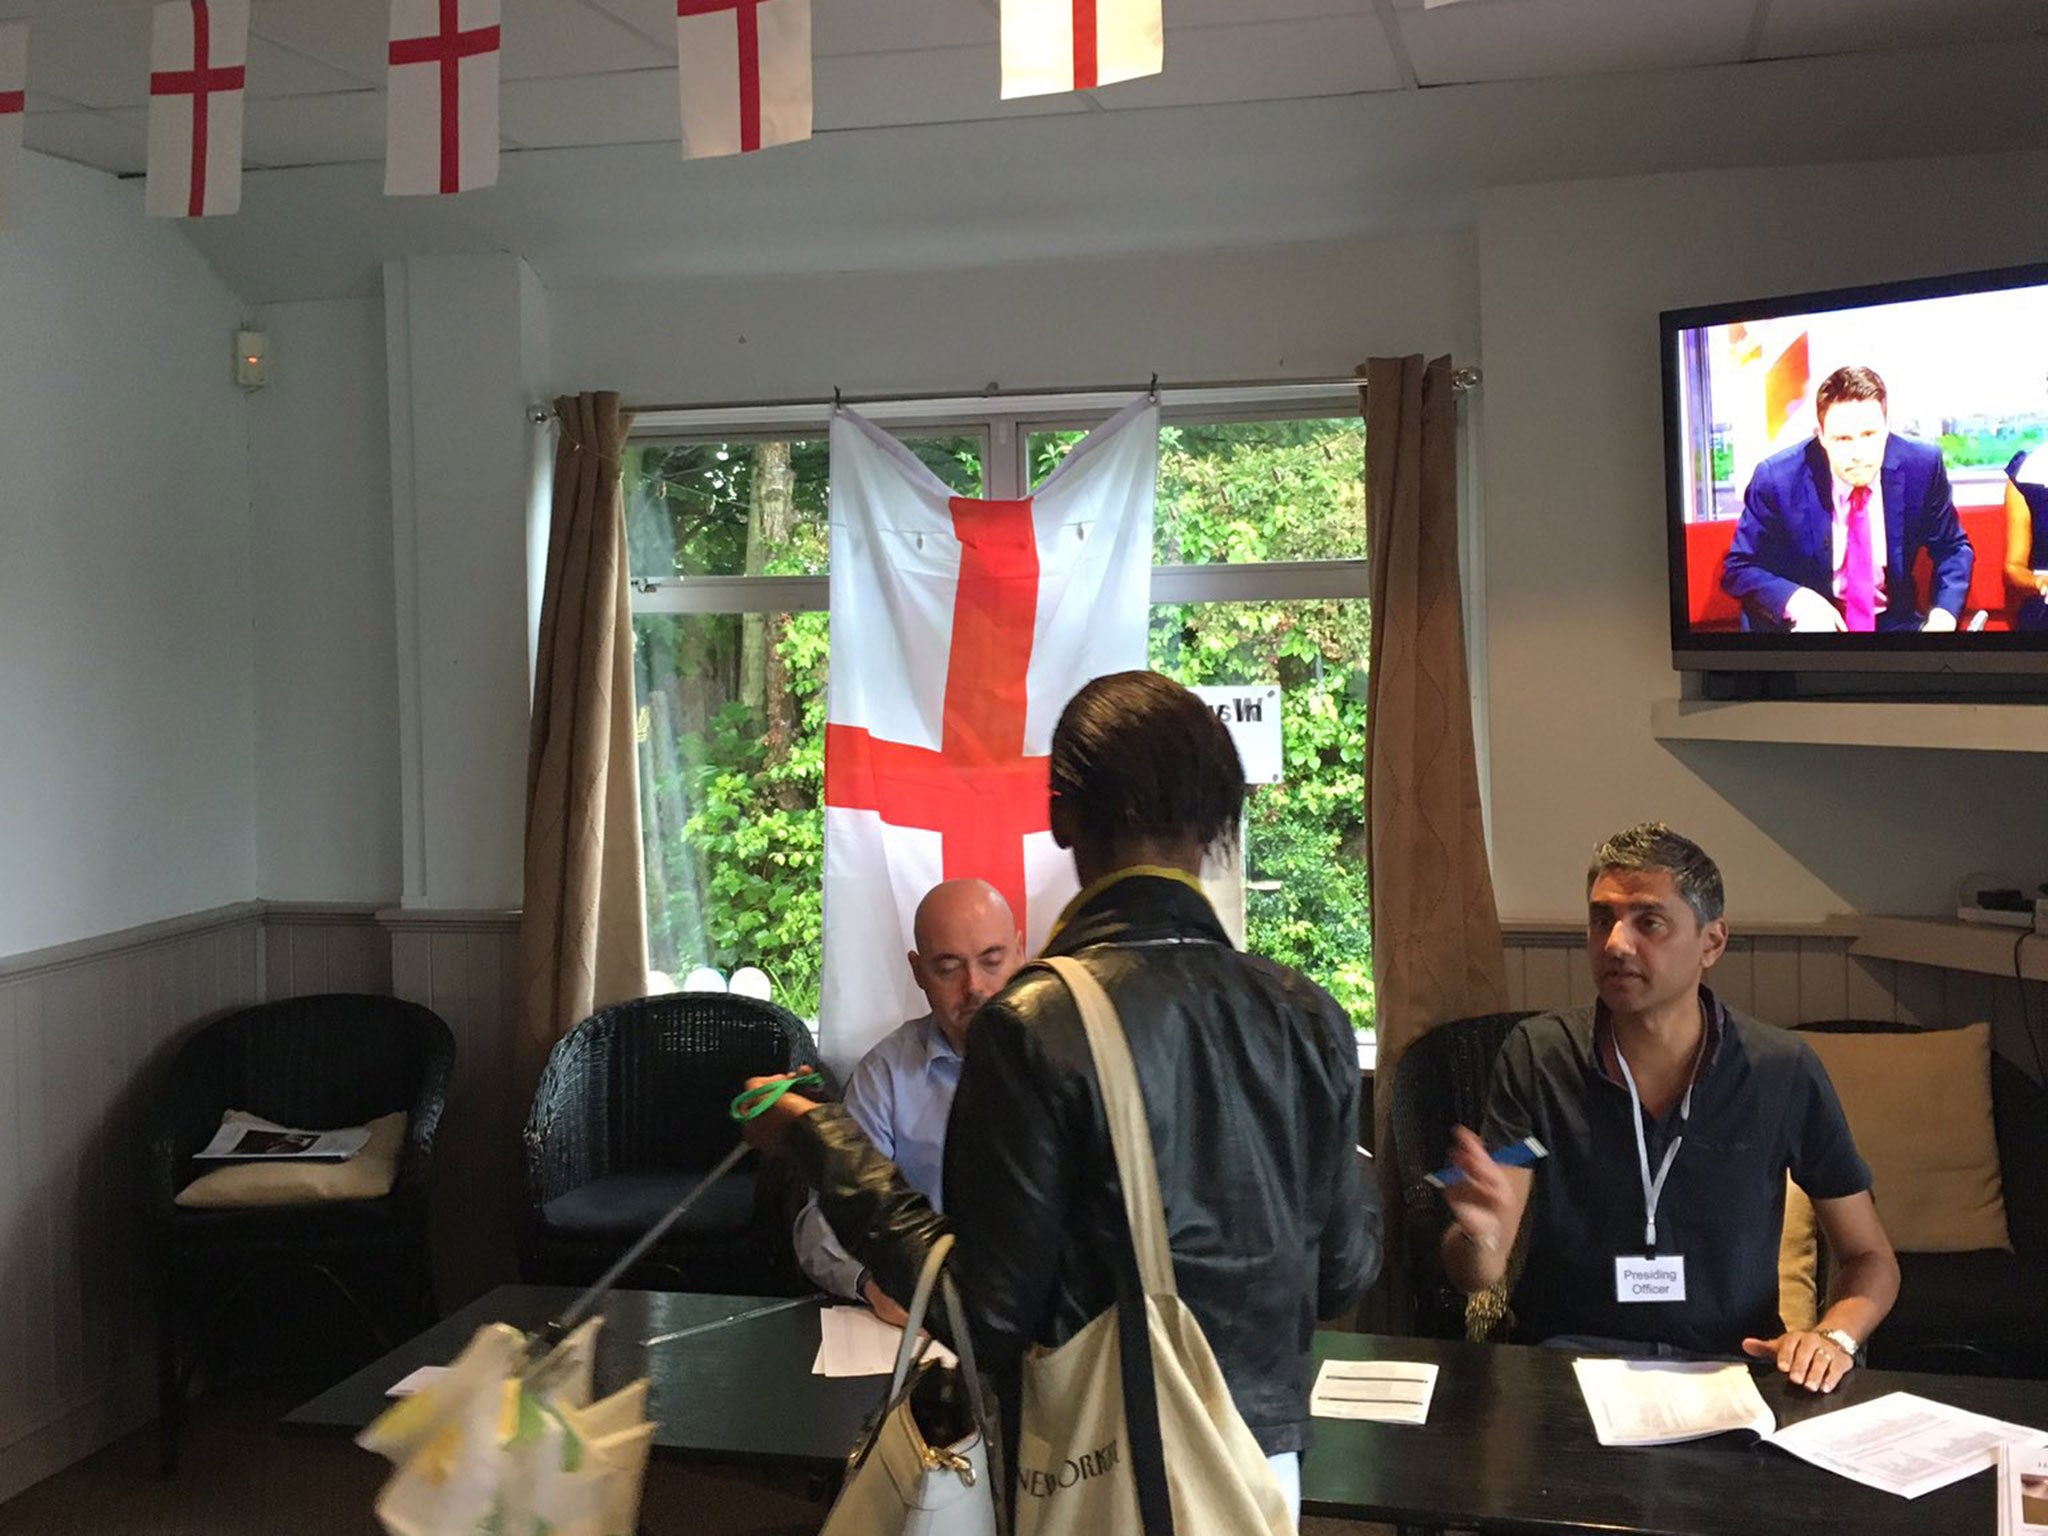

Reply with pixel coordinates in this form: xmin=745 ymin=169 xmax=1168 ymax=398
xmin=499 ymin=67 xmax=674 ymax=149
xmin=1175 ymin=0 xmax=1379 ymax=21
xmin=1757 ymin=0 xmax=2047 ymax=60
xmin=250 ymin=0 xmax=387 ymax=83
xmin=1399 ymin=0 xmax=1755 ymax=86
xmin=810 ymin=0 xmax=994 ymax=58
xmin=499 ymin=0 xmax=669 ymax=80
xmin=1100 ymin=14 xmax=1405 ymax=110
xmin=242 ymin=88 xmax=384 ymax=169
xmin=814 ymin=43 xmax=1086 ymax=131
xmin=21 ymin=105 xmax=146 ymax=176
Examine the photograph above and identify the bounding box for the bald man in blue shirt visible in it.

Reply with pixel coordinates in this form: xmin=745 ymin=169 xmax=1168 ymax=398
xmin=793 ymin=877 xmax=1025 ymax=1320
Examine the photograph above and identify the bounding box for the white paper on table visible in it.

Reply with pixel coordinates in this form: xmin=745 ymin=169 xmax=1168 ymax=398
xmin=385 ymin=1365 xmax=448 ymax=1397
xmin=810 ymin=1305 xmax=956 ymax=1378
xmin=1997 ymin=1442 xmax=2048 ymax=1535
xmin=1310 ymin=1359 xmax=1438 ymax=1425
xmin=1768 ymin=1391 xmax=2048 ymax=1500
xmin=1572 ymin=1358 xmax=1775 ymax=1446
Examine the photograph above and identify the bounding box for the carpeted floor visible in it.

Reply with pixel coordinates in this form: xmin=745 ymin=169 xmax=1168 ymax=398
xmin=0 ymin=1381 xmax=1392 ymax=1536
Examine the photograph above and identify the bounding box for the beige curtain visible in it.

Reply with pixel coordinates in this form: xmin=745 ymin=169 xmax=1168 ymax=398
xmin=1361 ymin=356 xmax=1510 ymax=1290
xmin=519 ymin=391 xmax=649 ymax=1092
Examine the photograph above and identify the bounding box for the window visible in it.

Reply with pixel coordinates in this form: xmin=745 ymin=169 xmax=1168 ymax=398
xmin=624 ymin=394 xmax=1373 ymax=1033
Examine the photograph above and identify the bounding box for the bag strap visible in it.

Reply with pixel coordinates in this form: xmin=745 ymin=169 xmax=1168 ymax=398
xmin=1040 ymin=955 xmax=1177 ymax=1536
xmin=885 ymin=1233 xmax=992 ymax=1439
xmin=1038 ymin=956 xmax=1177 ymax=1299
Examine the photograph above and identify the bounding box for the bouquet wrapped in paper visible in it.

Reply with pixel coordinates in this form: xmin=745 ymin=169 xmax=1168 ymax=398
xmin=357 ymin=1318 xmax=653 ymax=1536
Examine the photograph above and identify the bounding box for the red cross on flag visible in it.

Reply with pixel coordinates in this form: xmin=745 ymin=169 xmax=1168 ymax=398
xmin=676 ymin=0 xmax=811 ymax=159
xmin=146 ymin=0 xmax=246 ymax=218
xmin=1000 ymin=0 xmax=1163 ymax=99
xmin=0 ymin=23 xmax=26 ymax=228
xmin=386 ymin=0 xmax=501 ymax=196
xmin=819 ymin=399 xmax=1157 ymax=1071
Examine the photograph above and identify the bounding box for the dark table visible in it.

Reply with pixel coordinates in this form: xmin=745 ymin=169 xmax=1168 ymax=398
xmin=289 ymin=1285 xmax=2048 ymax=1534
xmin=285 ymin=1286 xmax=877 ymax=1471
xmin=1304 ymin=1331 xmax=2048 ymax=1534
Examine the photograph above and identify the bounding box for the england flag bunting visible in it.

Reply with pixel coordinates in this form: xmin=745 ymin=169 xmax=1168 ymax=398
xmin=146 ymin=0 xmax=246 ymax=218
xmin=0 ymin=23 xmax=25 ymax=227
xmin=676 ymin=0 xmax=811 ymax=158
xmin=386 ymin=0 xmax=501 ymax=195
xmin=818 ymin=398 xmax=1157 ymax=1073
xmin=1000 ymin=0 xmax=1162 ymax=99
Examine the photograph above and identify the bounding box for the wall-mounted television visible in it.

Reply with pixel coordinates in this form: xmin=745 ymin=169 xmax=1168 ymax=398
xmin=1663 ymin=262 xmax=2048 ymax=675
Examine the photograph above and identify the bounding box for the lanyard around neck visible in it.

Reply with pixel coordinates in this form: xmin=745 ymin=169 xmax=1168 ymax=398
xmin=1612 ymin=1032 xmax=1705 ymax=1255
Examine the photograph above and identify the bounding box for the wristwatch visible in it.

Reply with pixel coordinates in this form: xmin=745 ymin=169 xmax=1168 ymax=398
xmin=1820 ymin=1327 xmax=1860 ymax=1360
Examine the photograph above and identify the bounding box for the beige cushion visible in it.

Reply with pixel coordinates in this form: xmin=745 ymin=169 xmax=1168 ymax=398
xmin=1778 ymin=1176 xmax=1819 ymax=1333
xmin=175 ymin=1110 xmax=407 ymax=1209
xmin=1800 ymin=1024 xmax=2010 ymax=1254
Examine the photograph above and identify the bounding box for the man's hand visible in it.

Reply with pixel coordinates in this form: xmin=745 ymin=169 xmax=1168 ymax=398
xmin=737 ymin=1071 xmax=822 ymax=1156
xmin=1440 ymin=1126 xmax=1515 ymax=1257
xmin=1783 ymin=587 xmax=1846 ymax=632
xmin=1740 ymin=1330 xmax=1853 ymax=1393
xmin=1920 ymin=607 xmax=1958 ymax=632
xmin=862 ymin=1276 xmax=911 ymax=1329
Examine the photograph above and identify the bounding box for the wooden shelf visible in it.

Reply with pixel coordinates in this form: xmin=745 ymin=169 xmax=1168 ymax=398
xmin=1650 ymin=699 xmax=2048 ymax=753
xmin=1851 ymin=916 xmax=2048 ymax=983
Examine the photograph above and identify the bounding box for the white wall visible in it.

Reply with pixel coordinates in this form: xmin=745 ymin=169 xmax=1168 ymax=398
xmin=551 ymin=232 xmax=1478 ymax=402
xmin=0 ymin=152 xmax=254 ymax=956
xmin=249 ymin=297 xmax=401 ymax=902
xmin=1478 ymin=148 xmax=2048 ymax=923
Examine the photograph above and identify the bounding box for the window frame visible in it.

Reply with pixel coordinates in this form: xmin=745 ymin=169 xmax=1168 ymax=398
xmin=624 ymin=383 xmax=1371 ymax=617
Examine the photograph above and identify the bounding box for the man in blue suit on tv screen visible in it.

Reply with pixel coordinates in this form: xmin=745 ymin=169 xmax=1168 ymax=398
xmin=1721 ymin=365 xmax=1974 ymax=633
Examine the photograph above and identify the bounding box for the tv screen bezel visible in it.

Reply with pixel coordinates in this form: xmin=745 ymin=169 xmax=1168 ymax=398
xmin=1661 ymin=260 xmax=2048 ymax=675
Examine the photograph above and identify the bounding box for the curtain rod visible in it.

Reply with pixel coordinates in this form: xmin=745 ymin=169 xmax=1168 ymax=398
xmin=526 ymin=367 xmax=1481 ymax=425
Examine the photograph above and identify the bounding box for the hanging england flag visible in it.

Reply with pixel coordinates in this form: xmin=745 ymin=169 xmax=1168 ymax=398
xmin=676 ymin=0 xmax=811 ymax=159
xmin=818 ymin=398 xmax=1157 ymax=1072
xmin=0 ymin=23 xmax=25 ymax=227
xmin=1001 ymin=0 xmax=1163 ymax=99
xmin=386 ymin=0 xmax=501 ymax=196
xmin=146 ymin=0 xmax=246 ymax=218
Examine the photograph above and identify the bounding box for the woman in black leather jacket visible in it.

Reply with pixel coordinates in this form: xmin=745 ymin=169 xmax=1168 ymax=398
xmin=742 ymin=671 xmax=1379 ymax=1522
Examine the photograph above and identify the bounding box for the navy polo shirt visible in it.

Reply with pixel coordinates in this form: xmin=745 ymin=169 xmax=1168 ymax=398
xmin=1481 ymin=990 xmax=1871 ymax=1354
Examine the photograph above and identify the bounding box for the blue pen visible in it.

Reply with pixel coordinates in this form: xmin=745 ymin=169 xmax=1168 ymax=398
xmin=1424 ymin=1135 xmax=1548 ymax=1189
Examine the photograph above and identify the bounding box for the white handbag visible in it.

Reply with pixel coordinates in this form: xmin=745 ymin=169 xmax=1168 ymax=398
xmin=1012 ymin=955 xmax=1294 ymax=1536
xmin=820 ymin=1232 xmax=999 ymax=1536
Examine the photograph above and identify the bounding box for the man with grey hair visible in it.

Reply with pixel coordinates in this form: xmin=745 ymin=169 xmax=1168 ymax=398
xmin=1439 ymin=823 xmax=1898 ymax=1392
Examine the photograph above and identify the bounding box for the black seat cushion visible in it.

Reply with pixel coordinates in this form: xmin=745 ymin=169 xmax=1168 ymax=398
xmin=1875 ymin=1249 xmax=2048 ymax=1374
xmin=541 ymin=1169 xmax=759 ymax=1238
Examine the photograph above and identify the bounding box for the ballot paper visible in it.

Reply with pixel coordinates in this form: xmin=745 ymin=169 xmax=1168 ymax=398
xmin=1309 ymin=1359 xmax=1439 ymax=1425
xmin=384 ymin=1365 xmax=448 ymax=1398
xmin=1768 ymin=1391 xmax=2048 ymax=1501
xmin=810 ymin=1305 xmax=957 ymax=1378
xmin=1997 ymin=1442 xmax=2048 ymax=1536
xmin=1572 ymin=1358 xmax=1775 ymax=1446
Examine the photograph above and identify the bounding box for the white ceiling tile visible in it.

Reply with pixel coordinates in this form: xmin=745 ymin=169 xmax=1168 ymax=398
xmin=18 ymin=6 xmax=152 ymax=109
xmin=814 ymin=43 xmax=1087 ymax=130
xmin=21 ymin=105 xmax=146 ymax=176
xmin=1399 ymin=0 xmax=1754 ymax=86
xmin=242 ymin=87 xmax=383 ymax=168
xmin=1757 ymin=0 xmax=2047 ymax=60
xmin=1174 ymin=0 xmax=1379 ymax=21
xmin=245 ymin=37 xmax=373 ymax=97
xmin=1099 ymin=14 xmax=1406 ymax=110
xmin=250 ymin=0 xmax=388 ymax=83
xmin=23 ymin=88 xmax=83 ymax=111
xmin=812 ymin=0 xmax=994 ymax=58
xmin=499 ymin=67 xmax=675 ymax=149
xmin=500 ymin=0 xmax=669 ymax=80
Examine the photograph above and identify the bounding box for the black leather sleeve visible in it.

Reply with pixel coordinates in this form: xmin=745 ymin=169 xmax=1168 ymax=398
xmin=939 ymin=991 xmax=1085 ymax=1372
xmin=785 ymin=1104 xmax=947 ymax=1312
xmin=1315 ymin=994 xmax=1379 ymax=1319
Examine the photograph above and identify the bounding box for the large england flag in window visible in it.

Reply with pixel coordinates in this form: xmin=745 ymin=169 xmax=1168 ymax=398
xmin=820 ymin=399 xmax=1157 ymax=1072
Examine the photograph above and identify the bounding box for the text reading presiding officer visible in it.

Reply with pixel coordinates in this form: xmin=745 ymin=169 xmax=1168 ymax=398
xmin=1439 ymin=823 xmax=1898 ymax=1392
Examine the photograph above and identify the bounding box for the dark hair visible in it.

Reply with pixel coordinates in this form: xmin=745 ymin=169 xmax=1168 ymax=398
xmin=1815 ymin=365 xmax=1888 ymax=426
xmin=1049 ymin=671 xmax=1244 ymax=852
xmin=1586 ymin=822 xmax=1725 ymax=926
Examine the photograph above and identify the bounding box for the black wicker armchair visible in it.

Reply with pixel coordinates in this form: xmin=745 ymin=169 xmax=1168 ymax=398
xmin=146 ymin=993 xmax=455 ymax=1472
xmin=520 ymin=992 xmax=825 ymax=1297
xmin=1388 ymin=1010 xmax=1537 ymax=1340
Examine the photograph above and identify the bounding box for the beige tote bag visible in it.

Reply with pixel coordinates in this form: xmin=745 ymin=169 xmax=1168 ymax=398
xmin=1012 ymin=956 xmax=1293 ymax=1536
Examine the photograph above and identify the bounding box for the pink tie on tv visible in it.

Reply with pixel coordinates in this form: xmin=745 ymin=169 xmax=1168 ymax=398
xmin=1843 ymin=485 xmax=1877 ymax=632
